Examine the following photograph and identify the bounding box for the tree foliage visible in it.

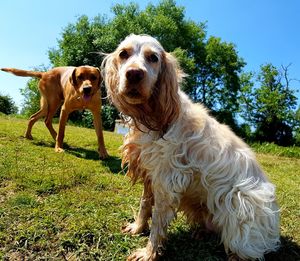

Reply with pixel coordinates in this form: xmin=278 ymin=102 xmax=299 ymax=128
xmin=48 ymin=0 xmax=245 ymax=129
xmin=20 ymin=78 xmax=40 ymax=117
xmin=19 ymin=65 xmax=50 ymax=117
xmin=0 ymin=94 xmax=18 ymax=115
xmin=295 ymin=106 xmax=300 ymax=145
xmin=240 ymin=64 xmax=299 ymax=146
xmin=19 ymin=0 xmax=299 ymax=142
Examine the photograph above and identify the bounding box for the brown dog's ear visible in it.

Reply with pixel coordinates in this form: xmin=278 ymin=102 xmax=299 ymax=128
xmin=69 ymin=68 xmax=77 ymax=86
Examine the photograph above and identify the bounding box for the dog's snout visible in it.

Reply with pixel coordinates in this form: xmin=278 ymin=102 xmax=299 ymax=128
xmin=83 ymin=86 xmax=92 ymax=94
xmin=126 ymin=68 xmax=144 ymax=84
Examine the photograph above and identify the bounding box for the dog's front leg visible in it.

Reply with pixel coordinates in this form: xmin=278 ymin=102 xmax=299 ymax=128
xmin=127 ymin=189 xmax=178 ymax=261
xmin=91 ymin=109 xmax=108 ymax=159
xmin=123 ymin=178 xmax=153 ymax=235
xmin=55 ymin=107 xmax=69 ymax=153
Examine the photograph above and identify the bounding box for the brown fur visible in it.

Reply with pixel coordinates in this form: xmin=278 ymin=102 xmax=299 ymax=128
xmin=1 ymin=66 xmax=108 ymax=159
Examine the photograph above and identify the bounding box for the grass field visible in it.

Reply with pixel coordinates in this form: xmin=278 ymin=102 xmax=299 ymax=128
xmin=0 ymin=114 xmax=299 ymax=260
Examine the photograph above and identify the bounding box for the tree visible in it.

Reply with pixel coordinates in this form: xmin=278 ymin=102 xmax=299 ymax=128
xmin=196 ymin=37 xmax=245 ymax=128
xmin=47 ymin=0 xmax=245 ymax=130
xmin=0 ymin=94 xmax=18 ymax=114
xmin=240 ymin=64 xmax=299 ymax=146
xmin=20 ymin=78 xmax=40 ymax=117
xmin=295 ymin=106 xmax=300 ymax=145
xmin=19 ymin=65 xmax=50 ymax=117
xmin=48 ymin=15 xmax=105 ymax=67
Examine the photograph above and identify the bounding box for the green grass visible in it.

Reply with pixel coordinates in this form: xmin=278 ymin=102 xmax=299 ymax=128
xmin=0 ymin=114 xmax=299 ymax=260
xmin=252 ymin=142 xmax=300 ymax=158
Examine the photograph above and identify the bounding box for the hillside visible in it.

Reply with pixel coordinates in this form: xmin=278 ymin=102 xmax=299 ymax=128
xmin=0 ymin=115 xmax=299 ymax=260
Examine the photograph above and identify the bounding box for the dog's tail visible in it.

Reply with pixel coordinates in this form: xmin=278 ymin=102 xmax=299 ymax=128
xmin=1 ymin=68 xmax=44 ymax=78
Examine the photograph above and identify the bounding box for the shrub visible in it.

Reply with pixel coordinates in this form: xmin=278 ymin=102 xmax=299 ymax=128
xmin=0 ymin=94 xmax=18 ymax=114
xmin=101 ymin=105 xmax=119 ymax=131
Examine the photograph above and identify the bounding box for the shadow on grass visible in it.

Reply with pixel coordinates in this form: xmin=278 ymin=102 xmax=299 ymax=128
xmin=162 ymin=229 xmax=226 ymax=261
xmin=159 ymin=231 xmax=300 ymax=261
xmin=265 ymin=236 xmax=300 ymax=261
xmin=32 ymin=140 xmax=55 ymax=148
xmin=102 ymin=156 xmax=123 ymax=174
xmin=64 ymin=145 xmax=123 ymax=174
xmin=32 ymin=140 xmax=123 ymax=174
xmin=32 ymin=140 xmax=99 ymax=160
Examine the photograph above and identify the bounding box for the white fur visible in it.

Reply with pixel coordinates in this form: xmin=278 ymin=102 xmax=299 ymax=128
xmin=129 ymin=92 xmax=279 ymax=259
xmin=102 ymin=34 xmax=280 ymax=261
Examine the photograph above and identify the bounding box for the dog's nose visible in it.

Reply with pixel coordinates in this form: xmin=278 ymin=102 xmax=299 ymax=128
xmin=126 ymin=68 xmax=144 ymax=84
xmin=83 ymin=86 xmax=92 ymax=94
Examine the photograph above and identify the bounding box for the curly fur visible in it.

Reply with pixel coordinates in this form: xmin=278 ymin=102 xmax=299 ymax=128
xmin=102 ymin=34 xmax=280 ymax=260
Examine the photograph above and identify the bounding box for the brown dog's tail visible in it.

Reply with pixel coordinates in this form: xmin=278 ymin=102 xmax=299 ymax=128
xmin=1 ymin=68 xmax=44 ymax=78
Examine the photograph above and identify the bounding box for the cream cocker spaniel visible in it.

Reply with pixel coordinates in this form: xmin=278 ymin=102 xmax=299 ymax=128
xmin=102 ymin=34 xmax=280 ymax=261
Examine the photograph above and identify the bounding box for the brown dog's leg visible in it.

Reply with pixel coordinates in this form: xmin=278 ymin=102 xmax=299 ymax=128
xmin=25 ymin=97 xmax=47 ymax=139
xmin=44 ymin=100 xmax=61 ymax=140
xmin=55 ymin=106 xmax=69 ymax=153
xmin=123 ymin=178 xmax=153 ymax=234
xmin=91 ymin=108 xmax=108 ymax=159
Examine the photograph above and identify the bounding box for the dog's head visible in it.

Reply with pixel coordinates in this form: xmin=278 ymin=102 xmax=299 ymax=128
xmin=70 ymin=66 xmax=102 ymax=101
xmin=102 ymin=34 xmax=183 ymax=134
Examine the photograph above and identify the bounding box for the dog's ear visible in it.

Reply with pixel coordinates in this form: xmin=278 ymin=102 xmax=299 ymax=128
xmin=101 ymin=52 xmax=119 ymax=102
xmin=152 ymin=52 xmax=181 ymax=133
xmin=69 ymin=68 xmax=77 ymax=86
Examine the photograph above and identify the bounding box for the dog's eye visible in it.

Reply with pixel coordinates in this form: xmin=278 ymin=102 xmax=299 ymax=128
xmin=119 ymin=50 xmax=129 ymax=60
xmin=90 ymin=75 xmax=97 ymax=81
xmin=78 ymin=75 xmax=84 ymax=81
xmin=147 ymin=54 xmax=159 ymax=63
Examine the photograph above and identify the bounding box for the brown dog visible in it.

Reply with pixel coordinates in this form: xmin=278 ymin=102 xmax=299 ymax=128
xmin=1 ymin=66 xmax=108 ymax=159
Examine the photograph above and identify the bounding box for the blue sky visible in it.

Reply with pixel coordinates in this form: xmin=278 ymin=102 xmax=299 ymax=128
xmin=0 ymin=0 xmax=299 ymax=110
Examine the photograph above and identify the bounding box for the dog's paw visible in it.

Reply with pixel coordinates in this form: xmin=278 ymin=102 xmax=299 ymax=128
xmin=127 ymin=248 xmax=158 ymax=261
xmin=25 ymin=134 xmax=33 ymax=140
xmin=99 ymin=148 xmax=109 ymax=159
xmin=122 ymin=222 xmax=147 ymax=235
xmin=55 ymin=147 xmax=65 ymax=153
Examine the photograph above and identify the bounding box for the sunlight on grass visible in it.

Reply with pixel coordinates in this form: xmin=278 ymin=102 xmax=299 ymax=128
xmin=0 ymin=115 xmax=299 ymax=260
